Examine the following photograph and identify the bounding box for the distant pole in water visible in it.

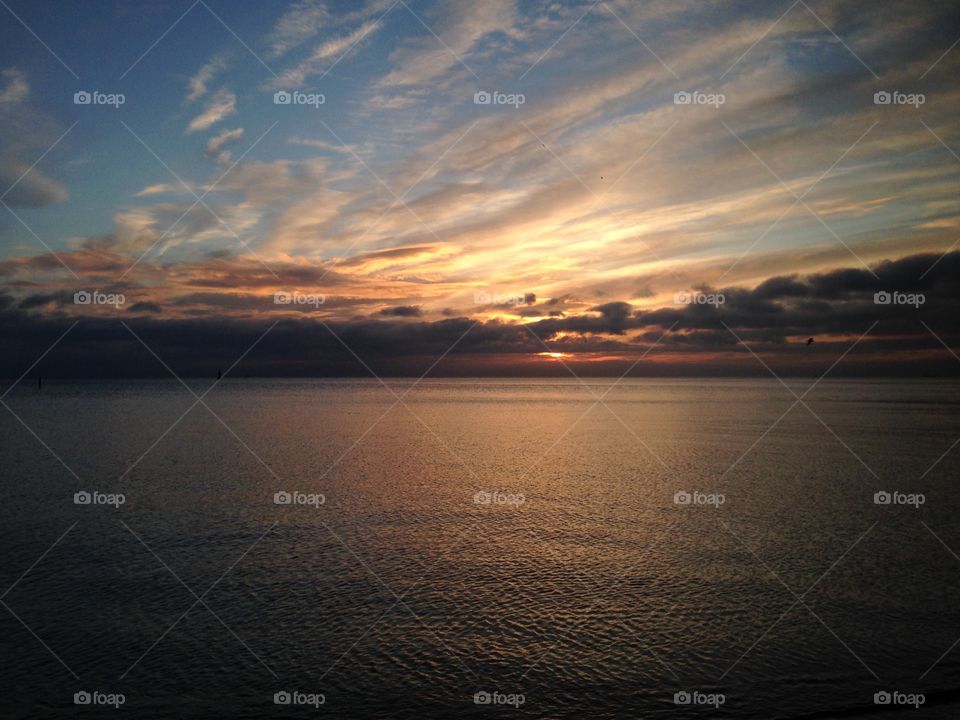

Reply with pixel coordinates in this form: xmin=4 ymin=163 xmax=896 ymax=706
xmin=38 ymin=376 xmax=42 ymax=390
xmin=217 ymin=369 xmax=222 ymax=380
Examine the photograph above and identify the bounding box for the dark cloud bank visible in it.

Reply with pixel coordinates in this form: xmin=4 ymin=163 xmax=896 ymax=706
xmin=2 ymin=251 xmax=958 ymax=380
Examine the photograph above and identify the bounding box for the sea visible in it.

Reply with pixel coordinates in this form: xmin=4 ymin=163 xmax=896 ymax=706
xmin=1 ymin=378 xmax=959 ymax=718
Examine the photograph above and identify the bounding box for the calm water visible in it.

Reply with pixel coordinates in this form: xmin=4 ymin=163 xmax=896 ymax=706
xmin=1 ymin=378 xmax=960 ymax=718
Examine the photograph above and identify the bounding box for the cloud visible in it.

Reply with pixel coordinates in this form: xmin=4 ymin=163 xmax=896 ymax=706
xmin=133 ymin=183 xmax=177 ymax=197
xmin=266 ymin=0 xmax=329 ymax=57
xmin=205 ymin=127 xmax=245 ymax=162
xmin=0 ymin=159 xmax=68 ymax=207
xmin=379 ymin=305 xmax=423 ymax=317
xmin=269 ymin=18 xmax=383 ymax=88
xmin=186 ymin=55 xmax=228 ymax=102
xmin=0 ymin=69 xmax=28 ymax=104
xmin=186 ymin=88 xmax=236 ymax=133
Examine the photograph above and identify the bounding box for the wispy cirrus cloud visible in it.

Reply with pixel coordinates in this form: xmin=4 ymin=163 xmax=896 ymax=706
xmin=186 ymin=88 xmax=236 ymax=133
xmin=185 ymin=55 xmax=229 ymax=102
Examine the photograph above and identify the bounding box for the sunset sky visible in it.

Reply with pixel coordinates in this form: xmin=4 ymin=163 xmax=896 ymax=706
xmin=1 ymin=0 xmax=958 ymax=376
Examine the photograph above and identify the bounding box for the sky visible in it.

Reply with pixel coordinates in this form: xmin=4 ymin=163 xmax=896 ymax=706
xmin=0 ymin=0 xmax=958 ymax=377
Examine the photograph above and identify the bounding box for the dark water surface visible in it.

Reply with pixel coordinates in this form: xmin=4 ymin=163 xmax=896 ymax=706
xmin=2 ymin=378 xmax=960 ymax=718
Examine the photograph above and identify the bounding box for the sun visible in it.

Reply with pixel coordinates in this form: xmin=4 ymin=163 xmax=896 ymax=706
xmin=537 ymin=351 xmax=571 ymax=360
